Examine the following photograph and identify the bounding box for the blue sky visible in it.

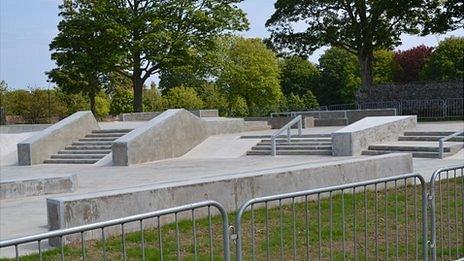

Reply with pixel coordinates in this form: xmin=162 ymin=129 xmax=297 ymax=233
xmin=0 ymin=0 xmax=463 ymax=89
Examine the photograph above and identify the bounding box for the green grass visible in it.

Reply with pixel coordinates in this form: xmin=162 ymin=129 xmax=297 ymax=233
xmin=2 ymin=178 xmax=463 ymax=260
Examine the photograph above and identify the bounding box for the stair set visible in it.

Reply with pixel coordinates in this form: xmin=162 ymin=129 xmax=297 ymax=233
xmin=362 ymin=131 xmax=464 ymax=158
xmin=244 ymin=134 xmax=333 ymax=156
xmin=43 ymin=129 xmax=133 ymax=164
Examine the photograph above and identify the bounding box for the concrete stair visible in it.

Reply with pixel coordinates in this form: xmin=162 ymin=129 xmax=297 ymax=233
xmin=362 ymin=130 xmax=464 ymax=158
xmin=244 ymin=134 xmax=333 ymax=156
xmin=43 ymin=129 xmax=133 ymax=164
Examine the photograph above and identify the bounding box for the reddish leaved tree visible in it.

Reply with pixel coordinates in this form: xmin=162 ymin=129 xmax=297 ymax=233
xmin=394 ymin=45 xmax=434 ymax=83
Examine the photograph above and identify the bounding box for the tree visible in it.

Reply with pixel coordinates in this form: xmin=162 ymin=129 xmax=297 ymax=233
xmin=373 ymin=49 xmax=396 ymax=84
xmin=279 ymin=56 xmax=320 ymax=96
xmin=197 ymin=83 xmax=228 ymax=114
xmin=143 ymin=87 xmax=165 ymax=112
xmin=423 ymin=0 xmax=463 ymax=34
xmin=302 ymin=90 xmax=319 ymax=109
xmin=285 ymin=93 xmax=305 ymax=111
xmin=317 ymin=47 xmax=360 ymax=105
xmin=48 ymin=0 xmax=118 ymax=114
xmin=95 ymin=0 xmax=248 ymax=112
xmin=421 ymin=37 xmax=464 ymax=80
xmin=394 ymin=45 xmax=433 ymax=83
xmin=266 ymin=0 xmax=429 ymax=90
xmin=218 ymin=37 xmax=283 ymax=116
xmin=165 ymin=86 xmax=204 ymax=110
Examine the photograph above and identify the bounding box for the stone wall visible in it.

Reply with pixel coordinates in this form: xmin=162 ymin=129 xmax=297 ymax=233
xmin=356 ymin=79 xmax=463 ymax=103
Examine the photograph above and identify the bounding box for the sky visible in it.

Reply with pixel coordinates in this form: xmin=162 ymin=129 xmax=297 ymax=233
xmin=0 ymin=0 xmax=463 ymax=90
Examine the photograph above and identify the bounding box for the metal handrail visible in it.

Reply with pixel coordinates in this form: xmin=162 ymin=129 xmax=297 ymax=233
xmin=270 ymin=115 xmax=302 ymax=156
xmin=438 ymin=129 xmax=464 ymax=159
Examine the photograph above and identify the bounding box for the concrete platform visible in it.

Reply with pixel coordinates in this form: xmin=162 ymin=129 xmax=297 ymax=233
xmin=0 ymin=175 xmax=77 ymax=200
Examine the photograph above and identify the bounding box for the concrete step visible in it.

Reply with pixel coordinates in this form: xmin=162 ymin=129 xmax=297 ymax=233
xmin=58 ymin=150 xmax=111 ymax=154
xmin=241 ymin=134 xmax=331 ymax=139
xmin=92 ymin=129 xmax=133 ymax=134
xmin=368 ymin=145 xmax=453 ymax=152
xmin=252 ymin=145 xmax=332 ymax=150
xmin=51 ymin=154 xmax=107 ymax=159
xmin=258 ymin=141 xmax=332 ymax=146
xmin=398 ymin=136 xmax=464 ymax=142
xmin=72 ymin=141 xmax=113 ymax=146
xmin=259 ymin=138 xmax=332 ymax=143
xmin=361 ymin=150 xmax=449 ymax=158
xmin=43 ymin=159 xmax=99 ymax=164
xmin=403 ymin=131 xmax=461 ymax=136
xmin=78 ymin=137 xmax=118 ymax=142
xmin=66 ymin=145 xmax=112 ymax=150
xmin=85 ymin=133 xmax=127 ymax=138
xmin=247 ymin=150 xmax=333 ymax=156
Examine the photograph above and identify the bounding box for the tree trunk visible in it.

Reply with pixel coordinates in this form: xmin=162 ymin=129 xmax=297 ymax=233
xmin=132 ymin=79 xmax=143 ymax=112
xmin=89 ymin=93 xmax=96 ymax=115
xmin=358 ymin=50 xmax=374 ymax=89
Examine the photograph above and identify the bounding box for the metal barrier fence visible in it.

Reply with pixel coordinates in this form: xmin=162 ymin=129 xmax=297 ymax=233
xmin=234 ymin=173 xmax=428 ymax=260
xmin=0 ymin=200 xmax=230 ymax=261
xmin=1 ymin=166 xmax=464 ymax=260
xmin=429 ymin=165 xmax=464 ymax=261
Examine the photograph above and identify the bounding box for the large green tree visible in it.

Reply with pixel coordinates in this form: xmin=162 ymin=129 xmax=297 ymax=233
xmin=317 ymin=47 xmax=360 ymax=105
xmin=48 ymin=0 xmax=118 ymax=113
xmin=95 ymin=0 xmax=248 ymax=112
xmin=279 ymin=56 xmax=320 ymax=97
xmin=421 ymin=37 xmax=464 ymax=80
xmin=218 ymin=37 xmax=283 ymax=116
xmin=266 ymin=0 xmax=429 ymax=90
xmin=424 ymin=0 xmax=463 ymax=34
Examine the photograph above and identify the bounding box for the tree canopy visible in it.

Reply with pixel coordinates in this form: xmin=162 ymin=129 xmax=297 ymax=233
xmin=266 ymin=0 xmax=433 ymax=90
xmin=279 ymin=56 xmax=320 ymax=97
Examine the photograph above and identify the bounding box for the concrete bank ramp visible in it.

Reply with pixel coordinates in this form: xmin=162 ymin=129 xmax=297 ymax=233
xmin=112 ymin=109 xmax=208 ymax=165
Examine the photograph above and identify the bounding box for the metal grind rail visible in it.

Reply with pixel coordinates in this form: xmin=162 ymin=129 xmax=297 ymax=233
xmin=269 ymin=115 xmax=303 ymax=156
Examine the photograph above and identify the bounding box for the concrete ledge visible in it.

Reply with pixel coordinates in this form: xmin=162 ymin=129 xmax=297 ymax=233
xmin=17 ymin=111 xmax=99 ymax=165
xmin=0 ymin=124 xmax=52 ymax=134
xmin=112 ymin=109 xmax=207 ymax=165
xmin=0 ymin=175 xmax=77 ymax=200
xmin=47 ymin=153 xmax=412 ymax=243
xmin=332 ymin=116 xmax=417 ymax=156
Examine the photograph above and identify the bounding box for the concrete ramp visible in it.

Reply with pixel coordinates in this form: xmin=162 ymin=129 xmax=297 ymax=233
xmin=112 ymin=109 xmax=208 ymax=165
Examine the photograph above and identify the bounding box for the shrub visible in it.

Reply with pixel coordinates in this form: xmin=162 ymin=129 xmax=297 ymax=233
xmin=95 ymin=92 xmax=110 ymax=119
xmin=286 ymin=93 xmax=305 ymax=111
xmin=143 ymin=88 xmax=165 ymax=112
xmin=110 ymin=88 xmax=133 ymax=115
xmin=302 ymin=90 xmax=319 ymax=109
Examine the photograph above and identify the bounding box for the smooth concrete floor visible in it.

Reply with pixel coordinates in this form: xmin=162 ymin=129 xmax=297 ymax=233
xmin=1 ymin=122 xmax=463 ymax=242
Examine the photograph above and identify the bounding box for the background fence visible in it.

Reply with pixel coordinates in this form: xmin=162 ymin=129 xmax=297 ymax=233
xmin=288 ymin=98 xmax=464 ymax=120
xmin=1 ymin=166 xmax=463 ymax=260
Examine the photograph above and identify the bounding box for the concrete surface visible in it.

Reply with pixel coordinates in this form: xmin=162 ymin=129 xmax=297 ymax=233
xmin=0 ymin=175 xmax=77 ymax=200
xmin=46 ymin=153 xmax=412 ymax=243
xmin=17 ymin=111 xmax=99 ymax=165
xmin=332 ymin=116 xmax=417 ymax=156
xmin=112 ymin=109 xmax=208 ymax=165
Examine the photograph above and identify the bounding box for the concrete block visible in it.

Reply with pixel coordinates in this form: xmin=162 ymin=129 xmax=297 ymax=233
xmin=315 ymin=118 xmax=348 ymax=126
xmin=191 ymin=109 xmax=219 ymax=118
xmin=118 ymin=112 xmax=161 ymax=121
xmin=0 ymin=175 xmax=77 ymax=200
xmin=112 ymin=109 xmax=208 ymax=165
xmin=17 ymin=111 xmax=99 ymax=165
xmin=46 ymin=153 xmax=412 ymax=244
xmin=203 ymin=117 xmax=245 ymax=136
xmin=304 ymin=117 xmax=315 ymax=128
xmin=332 ymin=116 xmax=417 ymax=156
